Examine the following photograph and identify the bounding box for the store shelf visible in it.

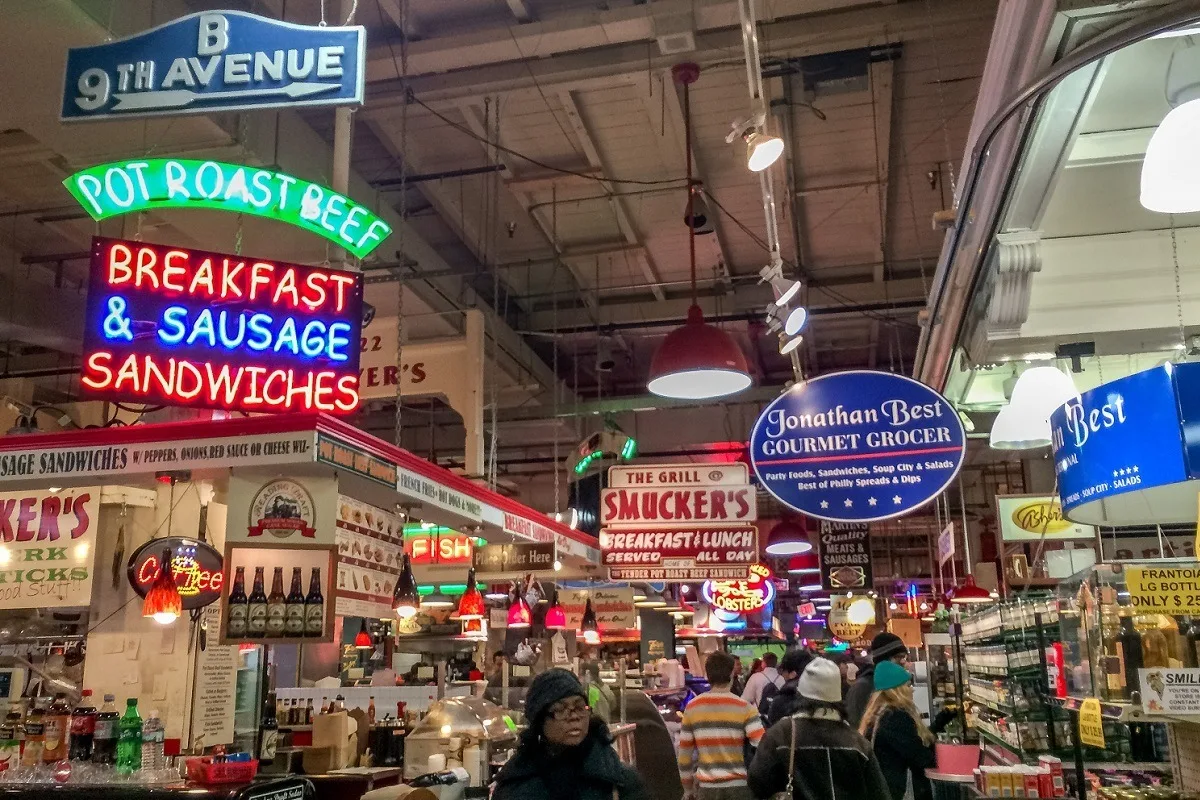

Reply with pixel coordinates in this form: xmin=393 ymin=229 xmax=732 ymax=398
xmin=1052 ymin=696 xmax=1193 ymax=724
xmin=976 ymin=729 xmax=1025 ymax=765
xmin=965 ymin=664 xmax=1045 ymax=680
xmin=1083 ymin=761 xmax=1173 ymax=774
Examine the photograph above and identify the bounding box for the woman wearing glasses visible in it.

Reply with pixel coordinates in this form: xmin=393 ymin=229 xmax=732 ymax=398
xmin=493 ymin=669 xmax=648 ymax=800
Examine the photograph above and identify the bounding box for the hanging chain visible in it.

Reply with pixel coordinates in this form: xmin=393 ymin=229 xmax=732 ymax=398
xmin=319 ymin=0 xmax=327 ymax=27
xmin=552 ymin=183 xmax=561 ymax=515
xmin=922 ymin=0 xmax=956 ymax=196
xmin=1171 ymin=214 xmax=1187 ymax=352
xmin=393 ymin=0 xmax=410 ymax=450
xmin=234 ymin=214 xmax=244 ymax=256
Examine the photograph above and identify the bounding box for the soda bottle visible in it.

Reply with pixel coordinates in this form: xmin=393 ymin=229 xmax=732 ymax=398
xmin=20 ymin=698 xmax=45 ymax=767
xmin=0 ymin=702 xmax=21 ymax=772
xmin=226 ymin=567 xmax=248 ymax=638
xmin=115 ymin=698 xmax=142 ymax=774
xmin=42 ymin=693 xmax=71 ymax=763
xmin=68 ymin=690 xmax=96 ymax=761
xmin=91 ymin=694 xmax=119 ymax=765
xmin=367 ymin=696 xmax=376 ymax=725
xmin=141 ymin=710 xmax=164 ymax=771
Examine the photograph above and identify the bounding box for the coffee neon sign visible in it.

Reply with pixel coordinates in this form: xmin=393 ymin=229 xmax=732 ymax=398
xmin=80 ymin=236 xmax=363 ymax=414
xmin=702 ymin=563 xmax=775 ymax=614
xmin=63 ymin=159 xmax=391 ymax=259
xmin=127 ymin=536 xmax=225 ymax=610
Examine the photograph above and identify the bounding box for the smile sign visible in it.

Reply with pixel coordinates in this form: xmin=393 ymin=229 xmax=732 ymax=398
xmin=64 ymin=159 xmax=391 ymax=259
xmin=80 ymin=236 xmax=363 ymax=415
xmin=61 ymin=11 xmax=364 ymax=120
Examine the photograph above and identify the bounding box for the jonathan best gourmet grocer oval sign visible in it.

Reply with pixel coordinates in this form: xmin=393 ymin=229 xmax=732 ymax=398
xmin=749 ymin=370 xmax=966 ymax=522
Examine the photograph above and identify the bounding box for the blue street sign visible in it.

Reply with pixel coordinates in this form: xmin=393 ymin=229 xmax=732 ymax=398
xmin=62 ymin=11 xmax=364 ymax=121
xmin=1050 ymin=363 xmax=1189 ymax=523
xmin=749 ymin=370 xmax=966 ymax=523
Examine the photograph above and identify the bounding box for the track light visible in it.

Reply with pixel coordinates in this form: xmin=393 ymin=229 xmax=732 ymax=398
xmin=759 ymin=263 xmax=800 ymax=305
xmin=780 ymin=335 xmax=803 ymax=355
xmin=727 ymin=114 xmax=785 ymax=173
xmin=784 ymin=306 xmax=807 ymax=336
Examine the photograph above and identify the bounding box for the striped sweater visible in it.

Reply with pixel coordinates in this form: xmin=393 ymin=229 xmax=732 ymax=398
xmin=677 ymin=689 xmax=765 ymax=790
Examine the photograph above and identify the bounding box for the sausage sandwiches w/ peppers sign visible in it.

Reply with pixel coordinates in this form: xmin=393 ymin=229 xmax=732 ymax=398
xmin=749 ymin=371 xmax=966 ymax=523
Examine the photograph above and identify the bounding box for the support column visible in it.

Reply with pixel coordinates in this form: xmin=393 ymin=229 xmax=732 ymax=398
xmin=462 ymin=310 xmax=486 ymax=479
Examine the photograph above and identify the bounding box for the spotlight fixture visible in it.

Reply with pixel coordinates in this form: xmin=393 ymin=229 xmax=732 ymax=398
xmin=759 ymin=262 xmax=800 ymax=306
xmin=392 ymin=554 xmax=419 ymax=619
xmin=784 ymin=306 xmax=808 ymax=336
xmin=726 ymin=114 xmax=784 ymax=172
xmin=780 ymin=334 xmax=803 ymax=355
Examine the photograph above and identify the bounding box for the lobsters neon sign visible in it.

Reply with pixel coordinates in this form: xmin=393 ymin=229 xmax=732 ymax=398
xmin=702 ymin=563 xmax=775 ymax=614
xmin=80 ymin=236 xmax=363 ymax=414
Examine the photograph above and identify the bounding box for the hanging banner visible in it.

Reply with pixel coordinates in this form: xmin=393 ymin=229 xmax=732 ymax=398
xmin=607 ymin=464 xmax=747 ymax=488
xmin=996 ymin=495 xmax=1097 ymax=542
xmin=818 ymin=521 xmax=873 ymax=591
xmin=127 ymin=536 xmax=224 ymax=609
xmin=558 ymin=587 xmax=636 ymax=630
xmin=937 ymin=523 xmax=955 ymax=566
xmin=749 ymin=371 xmax=966 ymax=523
xmin=599 ymin=485 xmax=756 ymax=526
xmin=227 ymin=473 xmax=337 ymax=547
xmin=0 ymin=487 xmax=100 ymax=609
xmin=62 ymin=11 xmax=365 ymax=121
xmin=80 ymin=236 xmax=363 ymax=415
xmin=600 ymin=525 xmax=757 ymax=579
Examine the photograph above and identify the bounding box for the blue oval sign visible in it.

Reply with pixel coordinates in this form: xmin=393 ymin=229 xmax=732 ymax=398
xmin=749 ymin=371 xmax=966 ymax=522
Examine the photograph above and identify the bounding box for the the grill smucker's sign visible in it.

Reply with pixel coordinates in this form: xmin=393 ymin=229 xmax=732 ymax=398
xmin=750 ymin=370 xmax=966 ymax=523
xmin=62 ymin=11 xmax=364 ymax=121
xmin=64 ymin=160 xmax=391 ymax=259
xmin=0 ymin=488 xmax=100 ymax=609
xmin=80 ymin=236 xmax=363 ymax=415
xmin=127 ymin=536 xmax=224 ymax=609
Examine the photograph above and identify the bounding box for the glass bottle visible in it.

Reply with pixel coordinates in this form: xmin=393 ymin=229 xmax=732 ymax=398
xmin=305 ymin=568 xmax=324 ymax=637
xmin=115 ymin=698 xmax=142 ymax=775
xmin=91 ymin=694 xmax=119 ymax=765
xmin=1140 ymin=616 xmax=1171 ymax=669
xmin=69 ymin=690 xmax=96 ymax=762
xmin=285 ymin=568 xmax=306 ymax=637
xmin=42 ymin=693 xmax=71 ymax=763
xmin=226 ymin=566 xmax=248 ymax=638
xmin=305 ymin=699 xmax=314 ymax=725
xmin=247 ymin=567 xmax=268 ymax=638
xmin=1186 ymin=617 xmax=1200 ymax=669
xmin=258 ymin=692 xmax=278 ymax=766
xmin=141 ymin=710 xmax=164 ymax=771
xmin=1119 ymin=611 xmax=1145 ymax=698
xmin=20 ymin=698 xmax=45 ymax=767
xmin=0 ymin=702 xmax=20 ymax=772
xmin=266 ymin=567 xmax=287 ymax=638
xmin=367 ymin=696 xmax=376 ymax=725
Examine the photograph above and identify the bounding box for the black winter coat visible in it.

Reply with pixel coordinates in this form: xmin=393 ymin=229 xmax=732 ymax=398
xmin=864 ymin=708 xmax=937 ymax=800
xmin=748 ymin=711 xmax=891 ymax=800
xmin=844 ymin=666 xmax=874 ymax=729
xmin=492 ymin=730 xmax=648 ymax=800
xmin=763 ymin=681 xmax=802 ymax=729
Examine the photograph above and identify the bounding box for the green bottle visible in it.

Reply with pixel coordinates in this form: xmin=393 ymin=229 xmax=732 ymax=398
xmin=115 ymin=698 xmax=142 ymax=774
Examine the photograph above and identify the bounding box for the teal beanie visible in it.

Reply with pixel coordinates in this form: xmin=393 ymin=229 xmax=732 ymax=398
xmin=874 ymin=659 xmax=912 ymax=691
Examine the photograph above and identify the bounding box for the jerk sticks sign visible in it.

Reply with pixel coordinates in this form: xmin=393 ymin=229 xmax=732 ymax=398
xmin=80 ymin=236 xmax=363 ymax=415
xmin=0 ymin=487 xmax=100 ymax=609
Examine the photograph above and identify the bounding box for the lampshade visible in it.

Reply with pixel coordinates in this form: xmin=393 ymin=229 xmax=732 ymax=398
xmin=948 ymin=575 xmax=993 ymax=605
xmin=786 ymin=552 xmax=820 ymax=575
xmin=354 ymin=619 xmax=372 ymax=649
xmin=458 ymin=569 xmax=486 ymax=620
xmin=422 ymin=591 xmax=455 ymax=608
xmin=746 ymin=131 xmax=784 ymax=171
xmin=648 ymin=305 xmax=752 ymax=400
xmin=392 ymin=554 xmax=419 ymax=619
xmin=764 ymin=518 xmax=811 ymax=556
xmin=507 ymin=593 xmax=532 ymax=628
xmin=142 ymin=546 xmax=181 ymax=625
xmin=580 ymin=599 xmax=600 ymax=644
xmin=544 ymin=590 xmax=567 ymax=630
xmin=1142 ymin=97 xmax=1200 ymax=213
xmin=632 ymin=586 xmax=648 ymax=602
xmin=484 ymin=584 xmax=509 ymax=601
xmin=990 ymin=366 xmax=1077 ymax=451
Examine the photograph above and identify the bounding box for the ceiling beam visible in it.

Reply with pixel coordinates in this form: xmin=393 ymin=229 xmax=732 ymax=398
xmin=558 ymin=89 xmax=667 ymax=301
xmin=504 ymin=0 xmax=534 ymax=23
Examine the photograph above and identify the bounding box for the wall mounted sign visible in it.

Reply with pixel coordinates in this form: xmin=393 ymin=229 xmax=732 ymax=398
xmin=828 ymin=594 xmax=876 ymax=641
xmin=996 ymin=495 xmax=1096 ymax=542
xmin=702 ymin=563 xmax=775 ymax=614
xmin=396 ymin=467 xmax=484 ymax=524
xmin=0 ymin=487 xmax=99 ymax=609
xmin=600 ymin=525 xmax=757 ymax=579
xmin=474 ymin=542 xmax=556 ymax=573
xmin=501 ymin=512 xmax=598 ymax=563
xmin=64 ymin=161 xmax=390 ymax=258
xmin=558 ymin=587 xmax=636 ymax=630
xmin=316 ymin=434 xmax=397 ymax=488
xmin=607 ymin=463 xmax=747 ymax=488
xmin=600 ymin=485 xmax=756 ymax=526
xmin=227 ymin=472 xmax=336 ymax=548
xmin=80 ymin=236 xmax=363 ymax=415
xmin=248 ymin=480 xmax=316 ymax=539
xmin=1078 ymin=698 xmax=1106 ymax=749
xmin=405 ymin=532 xmax=474 ymax=565
xmin=818 ymin=521 xmax=872 ymax=591
xmin=1050 ymin=363 xmax=1193 ymax=525
xmin=127 ymin=535 xmax=224 ymax=609
xmin=1139 ymin=668 xmax=1200 ymax=716
xmin=334 ymin=496 xmax=402 ymax=619
xmin=62 ymin=11 xmax=364 ymax=121
xmin=1123 ymin=566 xmax=1200 ymax=616
xmin=749 ymin=370 xmax=966 ymax=523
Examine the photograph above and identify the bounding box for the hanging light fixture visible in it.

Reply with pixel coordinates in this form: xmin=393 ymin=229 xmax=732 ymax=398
xmin=745 ymin=130 xmax=785 ymax=171
xmin=506 ymin=583 xmax=533 ymax=629
xmin=457 ymin=568 xmax=485 ymax=620
xmin=683 ymin=182 xmax=715 ymax=234
xmin=786 ymin=552 xmax=820 ymax=575
xmin=354 ymin=619 xmax=373 ymax=649
xmin=947 ymin=575 xmax=993 ymax=605
xmin=484 ymin=584 xmax=509 ymax=601
xmin=632 ymin=586 xmax=648 ymax=603
xmin=764 ymin=518 xmax=812 ymax=556
xmin=580 ymin=599 xmax=601 ymax=644
xmin=142 ymin=546 xmax=182 ymax=625
xmin=1142 ymin=38 xmax=1200 ymax=213
xmin=392 ymin=554 xmax=420 ymax=619
xmin=760 ymin=263 xmax=800 ymax=305
xmin=989 ymin=364 xmax=1078 ymax=450
xmin=421 ymin=590 xmax=455 ymax=609
xmin=544 ymin=590 xmax=567 ymax=630
xmin=634 ymin=591 xmax=667 ymax=608
xmin=649 ymin=63 xmax=752 ymax=401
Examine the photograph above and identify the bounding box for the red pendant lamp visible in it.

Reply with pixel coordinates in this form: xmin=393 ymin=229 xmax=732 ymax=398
xmin=786 ymin=551 xmax=820 ymax=575
xmin=458 ymin=568 xmax=486 ymax=620
xmin=544 ymin=589 xmax=567 ymax=630
xmin=142 ymin=546 xmax=182 ymax=625
xmin=354 ymin=619 xmax=373 ymax=649
xmin=948 ymin=575 xmax=992 ymax=605
xmin=507 ymin=584 xmax=533 ymax=629
xmin=764 ymin=517 xmax=811 ymax=556
xmin=648 ymin=63 xmax=751 ymax=401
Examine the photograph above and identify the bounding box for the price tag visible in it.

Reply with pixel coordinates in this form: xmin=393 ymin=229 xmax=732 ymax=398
xmin=1078 ymin=698 xmax=1106 ymax=749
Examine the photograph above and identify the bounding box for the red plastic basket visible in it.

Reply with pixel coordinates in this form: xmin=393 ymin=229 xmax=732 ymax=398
xmin=185 ymin=756 xmax=259 ymax=784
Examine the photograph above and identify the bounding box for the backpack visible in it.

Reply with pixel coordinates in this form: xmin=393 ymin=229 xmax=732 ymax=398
xmin=758 ymin=680 xmax=782 ymax=718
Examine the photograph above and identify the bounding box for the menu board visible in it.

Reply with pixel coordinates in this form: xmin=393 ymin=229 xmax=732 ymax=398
xmin=192 ymin=605 xmax=238 ymax=746
xmin=335 ymin=496 xmax=404 ymax=619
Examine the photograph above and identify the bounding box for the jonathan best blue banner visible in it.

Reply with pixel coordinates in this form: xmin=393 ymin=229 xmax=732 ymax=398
xmin=749 ymin=370 xmax=966 ymax=523
xmin=62 ymin=11 xmax=364 ymax=121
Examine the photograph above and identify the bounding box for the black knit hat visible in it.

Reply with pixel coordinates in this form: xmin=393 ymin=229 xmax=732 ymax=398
xmin=524 ymin=668 xmax=588 ymax=726
xmin=870 ymin=632 xmax=907 ymax=664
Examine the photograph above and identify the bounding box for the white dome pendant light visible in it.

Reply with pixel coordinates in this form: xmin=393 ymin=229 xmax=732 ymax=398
xmin=1141 ymin=38 xmax=1200 ymax=213
xmin=989 ymin=364 xmax=1079 ymax=450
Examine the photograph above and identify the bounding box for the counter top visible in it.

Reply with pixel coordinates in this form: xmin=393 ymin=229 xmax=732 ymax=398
xmin=0 ymin=775 xmax=312 ymax=800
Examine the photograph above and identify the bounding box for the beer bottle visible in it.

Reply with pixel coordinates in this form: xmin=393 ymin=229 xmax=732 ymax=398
xmin=285 ymin=568 xmax=306 ymax=637
xmin=258 ymin=693 xmax=278 ymax=766
xmin=266 ymin=567 xmax=287 ymax=637
xmin=305 ymin=568 xmax=324 ymax=637
xmin=247 ymin=567 xmax=268 ymax=638
xmin=226 ymin=567 xmax=248 ymax=638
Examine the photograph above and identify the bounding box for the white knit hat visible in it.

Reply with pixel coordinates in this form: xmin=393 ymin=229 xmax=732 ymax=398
xmin=797 ymin=657 xmax=842 ymax=703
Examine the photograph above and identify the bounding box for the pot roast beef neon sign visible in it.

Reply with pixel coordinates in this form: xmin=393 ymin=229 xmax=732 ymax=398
xmin=63 ymin=159 xmax=391 ymax=259
xmin=80 ymin=236 xmax=363 ymax=414
xmin=702 ymin=563 xmax=775 ymax=614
